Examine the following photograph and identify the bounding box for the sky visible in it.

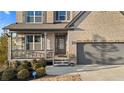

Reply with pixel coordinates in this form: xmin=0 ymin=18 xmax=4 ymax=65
xmin=0 ymin=11 xmax=16 ymax=35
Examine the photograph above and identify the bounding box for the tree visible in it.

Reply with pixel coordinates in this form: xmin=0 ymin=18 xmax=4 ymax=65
xmin=0 ymin=33 xmax=8 ymax=65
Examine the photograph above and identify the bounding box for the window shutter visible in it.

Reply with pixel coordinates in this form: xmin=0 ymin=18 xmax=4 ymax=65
xmin=23 ymin=11 xmax=27 ymax=23
xmin=43 ymin=11 xmax=46 ymax=23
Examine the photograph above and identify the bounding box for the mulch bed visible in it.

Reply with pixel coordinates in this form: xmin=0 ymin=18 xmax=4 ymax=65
xmin=33 ymin=74 xmax=81 ymax=81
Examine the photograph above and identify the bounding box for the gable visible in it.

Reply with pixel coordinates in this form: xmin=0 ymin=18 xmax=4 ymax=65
xmin=68 ymin=12 xmax=124 ymax=43
xmin=77 ymin=11 xmax=124 ymax=31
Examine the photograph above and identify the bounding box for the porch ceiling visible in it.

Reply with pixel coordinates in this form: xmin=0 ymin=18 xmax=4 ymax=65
xmin=3 ymin=23 xmax=74 ymax=31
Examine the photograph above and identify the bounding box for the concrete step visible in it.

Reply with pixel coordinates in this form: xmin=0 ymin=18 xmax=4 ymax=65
xmin=53 ymin=58 xmax=69 ymax=66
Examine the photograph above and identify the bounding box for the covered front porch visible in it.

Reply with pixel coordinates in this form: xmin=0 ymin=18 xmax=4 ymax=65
xmin=8 ymin=31 xmax=68 ymax=61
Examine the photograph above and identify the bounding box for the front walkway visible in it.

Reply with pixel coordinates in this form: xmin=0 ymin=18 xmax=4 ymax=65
xmin=46 ymin=64 xmax=124 ymax=80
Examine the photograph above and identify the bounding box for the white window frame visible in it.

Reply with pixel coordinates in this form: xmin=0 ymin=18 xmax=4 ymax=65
xmin=55 ymin=11 xmax=70 ymax=22
xmin=25 ymin=34 xmax=43 ymax=50
xmin=26 ymin=11 xmax=43 ymax=23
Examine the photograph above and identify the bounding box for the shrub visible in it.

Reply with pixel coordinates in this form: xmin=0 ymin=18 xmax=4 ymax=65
xmin=37 ymin=58 xmax=46 ymax=67
xmin=0 ymin=64 xmax=8 ymax=71
xmin=22 ymin=60 xmax=31 ymax=67
xmin=32 ymin=63 xmax=41 ymax=70
xmin=36 ymin=67 xmax=46 ymax=77
xmin=15 ymin=61 xmax=22 ymax=66
xmin=17 ymin=69 xmax=30 ymax=80
xmin=17 ymin=64 xmax=29 ymax=72
xmin=1 ymin=68 xmax=16 ymax=80
xmin=0 ymin=62 xmax=9 ymax=80
xmin=10 ymin=61 xmax=19 ymax=70
xmin=31 ymin=59 xmax=37 ymax=65
xmin=4 ymin=60 xmax=9 ymax=65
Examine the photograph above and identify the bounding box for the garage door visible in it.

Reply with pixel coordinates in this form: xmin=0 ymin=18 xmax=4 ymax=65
xmin=77 ymin=43 xmax=124 ymax=65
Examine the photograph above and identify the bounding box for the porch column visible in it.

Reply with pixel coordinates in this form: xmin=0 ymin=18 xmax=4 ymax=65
xmin=44 ymin=32 xmax=47 ymax=59
xmin=8 ymin=33 xmax=12 ymax=61
xmin=8 ymin=32 xmax=12 ymax=66
xmin=67 ymin=32 xmax=69 ymax=59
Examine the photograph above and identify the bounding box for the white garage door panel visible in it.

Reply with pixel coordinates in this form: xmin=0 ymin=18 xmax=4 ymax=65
xmin=77 ymin=43 xmax=124 ymax=65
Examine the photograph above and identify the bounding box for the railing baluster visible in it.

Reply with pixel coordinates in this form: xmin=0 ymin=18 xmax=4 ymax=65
xmin=12 ymin=49 xmax=54 ymax=59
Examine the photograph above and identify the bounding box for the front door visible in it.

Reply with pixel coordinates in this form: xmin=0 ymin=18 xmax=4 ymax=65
xmin=55 ymin=34 xmax=66 ymax=55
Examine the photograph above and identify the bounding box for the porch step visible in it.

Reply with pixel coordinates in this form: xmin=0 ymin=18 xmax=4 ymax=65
xmin=53 ymin=56 xmax=69 ymax=66
xmin=53 ymin=60 xmax=69 ymax=66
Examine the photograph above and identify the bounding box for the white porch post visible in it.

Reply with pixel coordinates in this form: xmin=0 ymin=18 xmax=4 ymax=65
xmin=8 ymin=32 xmax=12 ymax=66
xmin=53 ymin=33 xmax=55 ymax=64
xmin=44 ymin=32 xmax=47 ymax=59
xmin=25 ymin=35 xmax=27 ymax=50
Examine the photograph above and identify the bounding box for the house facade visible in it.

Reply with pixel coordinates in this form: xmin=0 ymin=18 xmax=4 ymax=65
xmin=4 ymin=11 xmax=124 ymax=65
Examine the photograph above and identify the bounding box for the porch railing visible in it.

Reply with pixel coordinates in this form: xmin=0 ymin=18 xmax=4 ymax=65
xmin=11 ymin=50 xmax=54 ymax=59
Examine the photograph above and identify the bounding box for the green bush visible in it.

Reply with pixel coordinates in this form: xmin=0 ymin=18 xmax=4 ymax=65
xmin=17 ymin=69 xmax=30 ymax=80
xmin=36 ymin=67 xmax=46 ymax=77
xmin=10 ymin=61 xmax=19 ymax=70
xmin=0 ymin=59 xmax=46 ymax=80
xmin=1 ymin=68 xmax=16 ymax=80
xmin=17 ymin=64 xmax=29 ymax=72
xmin=37 ymin=58 xmax=46 ymax=67
xmin=0 ymin=34 xmax=8 ymax=65
xmin=22 ymin=60 xmax=31 ymax=67
xmin=0 ymin=62 xmax=9 ymax=80
xmin=0 ymin=64 xmax=8 ymax=71
xmin=4 ymin=60 xmax=9 ymax=65
xmin=32 ymin=63 xmax=42 ymax=70
xmin=15 ymin=61 xmax=21 ymax=66
xmin=31 ymin=59 xmax=37 ymax=65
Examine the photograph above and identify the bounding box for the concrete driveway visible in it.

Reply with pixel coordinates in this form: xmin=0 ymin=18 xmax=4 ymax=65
xmin=46 ymin=64 xmax=124 ymax=80
xmin=46 ymin=64 xmax=121 ymax=75
xmin=79 ymin=65 xmax=124 ymax=81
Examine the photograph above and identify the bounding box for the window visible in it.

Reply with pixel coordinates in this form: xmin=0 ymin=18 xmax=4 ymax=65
xmin=27 ymin=35 xmax=33 ymax=42
xmin=27 ymin=11 xmax=34 ymax=22
xmin=26 ymin=35 xmax=42 ymax=50
xmin=34 ymin=36 xmax=41 ymax=50
xmin=26 ymin=35 xmax=33 ymax=50
xmin=35 ymin=36 xmax=41 ymax=42
xmin=26 ymin=11 xmax=43 ymax=23
xmin=55 ymin=11 xmax=70 ymax=22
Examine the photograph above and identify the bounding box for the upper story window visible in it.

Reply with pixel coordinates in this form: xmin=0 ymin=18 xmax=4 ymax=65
xmin=26 ymin=11 xmax=43 ymax=23
xmin=55 ymin=11 xmax=70 ymax=22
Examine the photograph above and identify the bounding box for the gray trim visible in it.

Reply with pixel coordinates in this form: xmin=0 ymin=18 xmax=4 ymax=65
xmin=65 ymin=11 xmax=85 ymax=27
xmin=73 ymin=11 xmax=91 ymax=27
xmin=8 ymin=28 xmax=71 ymax=31
xmin=3 ymin=23 xmax=70 ymax=30
xmin=8 ymin=30 xmax=68 ymax=34
xmin=65 ymin=11 xmax=91 ymax=28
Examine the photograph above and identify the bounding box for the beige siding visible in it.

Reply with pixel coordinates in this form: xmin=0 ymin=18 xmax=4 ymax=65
xmin=16 ymin=34 xmax=25 ymax=49
xmin=77 ymin=11 xmax=124 ymax=42
xmin=16 ymin=11 xmax=23 ymax=23
xmin=46 ymin=11 xmax=54 ymax=23
xmin=68 ymin=11 xmax=124 ymax=56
